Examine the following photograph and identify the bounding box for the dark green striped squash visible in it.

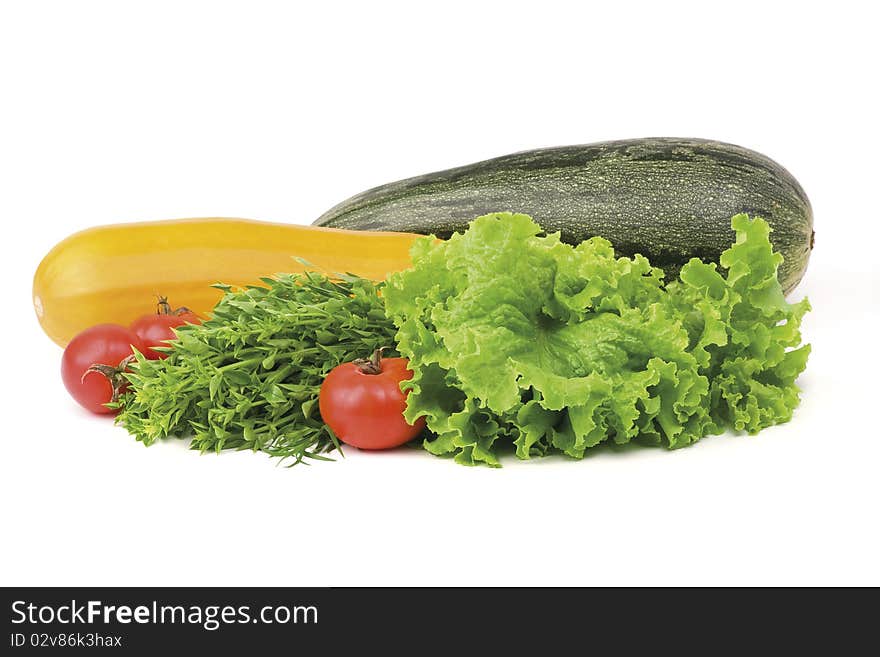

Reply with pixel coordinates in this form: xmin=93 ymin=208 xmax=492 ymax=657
xmin=314 ymin=138 xmax=813 ymax=293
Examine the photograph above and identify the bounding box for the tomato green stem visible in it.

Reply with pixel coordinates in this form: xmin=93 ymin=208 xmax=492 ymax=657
xmin=83 ymin=354 xmax=136 ymax=402
xmin=157 ymin=294 xmax=193 ymax=316
xmin=354 ymin=347 xmax=386 ymax=375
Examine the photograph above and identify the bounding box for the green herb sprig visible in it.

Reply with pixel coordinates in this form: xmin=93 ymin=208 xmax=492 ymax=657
xmin=116 ymin=271 xmax=397 ymax=464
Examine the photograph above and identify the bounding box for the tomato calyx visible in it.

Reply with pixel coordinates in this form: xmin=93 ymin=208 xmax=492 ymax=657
xmin=352 ymin=347 xmax=388 ymax=375
xmin=157 ymin=295 xmax=194 ymax=317
xmin=82 ymin=354 xmax=136 ymax=403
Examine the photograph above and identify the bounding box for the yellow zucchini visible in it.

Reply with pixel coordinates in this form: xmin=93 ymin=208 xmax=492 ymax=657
xmin=34 ymin=218 xmax=422 ymax=347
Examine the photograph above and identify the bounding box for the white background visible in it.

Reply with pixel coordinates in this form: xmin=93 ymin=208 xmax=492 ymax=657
xmin=1 ymin=1 xmax=878 ymax=586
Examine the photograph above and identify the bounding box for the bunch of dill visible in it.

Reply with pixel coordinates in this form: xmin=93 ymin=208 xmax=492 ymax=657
xmin=116 ymin=272 xmax=396 ymax=463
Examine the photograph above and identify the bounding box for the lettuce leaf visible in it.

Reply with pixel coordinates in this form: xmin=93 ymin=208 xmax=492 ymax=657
xmin=384 ymin=212 xmax=810 ymax=466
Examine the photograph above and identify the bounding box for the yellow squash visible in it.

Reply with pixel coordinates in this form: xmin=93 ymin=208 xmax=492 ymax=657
xmin=34 ymin=218 xmax=424 ymax=347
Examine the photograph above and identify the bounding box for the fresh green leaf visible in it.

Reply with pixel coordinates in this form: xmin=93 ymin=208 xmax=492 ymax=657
xmin=385 ymin=212 xmax=810 ymax=466
xmin=116 ymin=273 xmax=397 ymax=463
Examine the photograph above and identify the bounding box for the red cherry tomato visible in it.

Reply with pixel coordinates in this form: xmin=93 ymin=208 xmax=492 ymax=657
xmin=130 ymin=314 xmax=189 ymax=359
xmin=61 ymin=324 xmax=143 ymax=414
xmin=319 ymin=351 xmax=426 ymax=450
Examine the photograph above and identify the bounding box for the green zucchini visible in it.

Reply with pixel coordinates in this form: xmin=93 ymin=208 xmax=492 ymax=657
xmin=314 ymin=138 xmax=813 ymax=293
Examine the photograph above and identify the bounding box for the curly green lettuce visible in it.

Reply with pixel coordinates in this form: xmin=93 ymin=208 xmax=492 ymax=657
xmin=384 ymin=212 xmax=810 ymax=466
